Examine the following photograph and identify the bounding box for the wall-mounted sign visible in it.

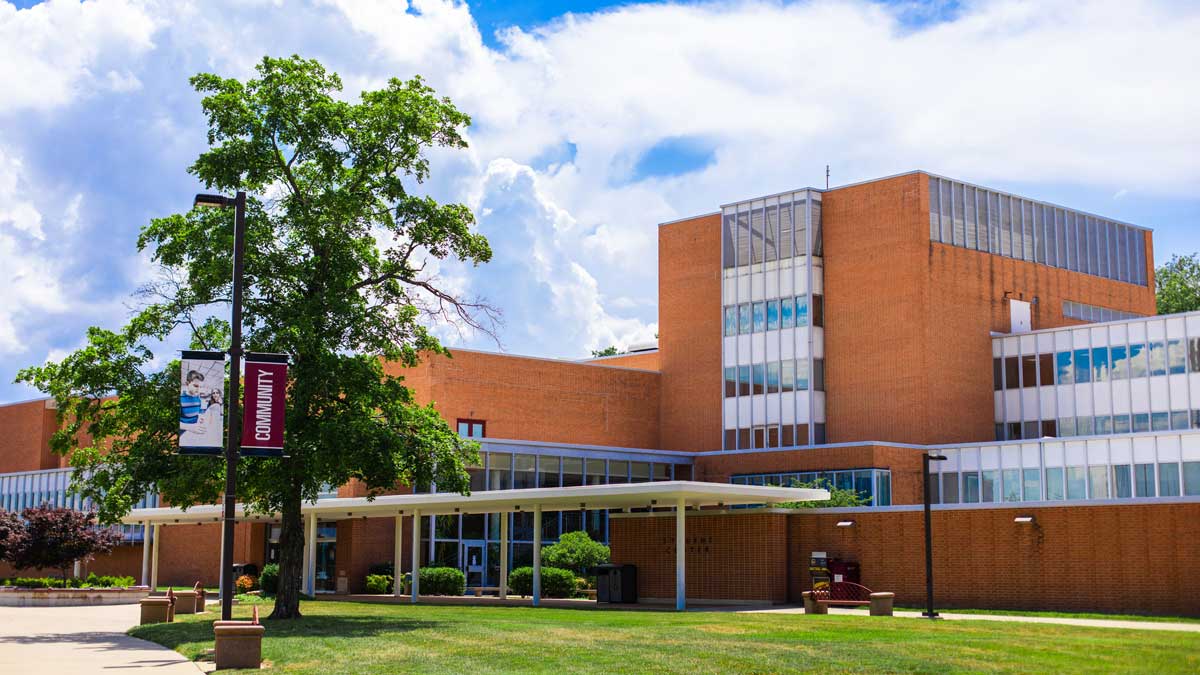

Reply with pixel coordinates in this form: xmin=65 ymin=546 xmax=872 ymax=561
xmin=179 ymin=351 xmax=226 ymax=455
xmin=240 ymin=353 xmax=289 ymax=456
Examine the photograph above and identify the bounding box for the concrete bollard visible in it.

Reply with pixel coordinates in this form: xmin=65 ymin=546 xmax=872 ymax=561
xmin=139 ymin=597 xmax=173 ymax=624
xmin=802 ymin=591 xmax=826 ymax=615
xmin=173 ymin=590 xmax=199 ymax=614
xmin=214 ymin=623 xmax=266 ymax=670
xmin=869 ymin=592 xmax=895 ymax=617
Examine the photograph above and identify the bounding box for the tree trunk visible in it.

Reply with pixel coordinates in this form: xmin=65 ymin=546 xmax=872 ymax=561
xmin=269 ymin=479 xmax=306 ymax=619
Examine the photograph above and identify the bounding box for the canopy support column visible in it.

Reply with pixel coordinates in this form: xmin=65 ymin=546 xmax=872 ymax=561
xmin=140 ymin=522 xmax=151 ymax=586
xmin=676 ymin=497 xmax=686 ymax=611
xmin=410 ymin=509 xmax=421 ymax=603
xmin=304 ymin=512 xmax=317 ymax=596
xmin=150 ymin=522 xmax=161 ymax=590
xmin=393 ymin=515 xmax=404 ymax=598
xmin=532 ymin=505 xmax=542 ymax=606
xmin=498 ymin=512 xmax=508 ymax=600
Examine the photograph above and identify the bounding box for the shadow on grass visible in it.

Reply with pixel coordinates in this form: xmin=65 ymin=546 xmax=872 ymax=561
xmin=129 ymin=613 xmax=443 ymax=651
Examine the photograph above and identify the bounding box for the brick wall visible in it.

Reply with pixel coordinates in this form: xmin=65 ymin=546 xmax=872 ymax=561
xmin=389 ymin=349 xmax=661 ymax=449
xmin=583 ymin=350 xmax=660 ymax=371
xmin=612 ymin=502 xmax=1200 ymax=616
xmin=0 ymin=399 xmax=58 ymax=473
xmin=154 ymin=521 xmax=266 ymax=587
xmin=658 ymin=214 xmax=723 ymax=452
xmin=609 ymin=511 xmax=790 ymax=603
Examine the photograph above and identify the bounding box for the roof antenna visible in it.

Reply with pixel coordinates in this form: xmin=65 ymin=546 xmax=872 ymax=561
xmin=825 ymin=165 xmax=830 ymax=190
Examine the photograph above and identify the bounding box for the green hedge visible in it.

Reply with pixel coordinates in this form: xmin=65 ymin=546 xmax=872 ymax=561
xmin=365 ymin=574 xmax=392 ymax=594
xmin=0 ymin=573 xmax=136 ymax=589
xmin=507 ymin=566 xmax=577 ymax=598
xmin=259 ymin=563 xmax=280 ymax=595
xmin=417 ymin=567 xmax=465 ymax=596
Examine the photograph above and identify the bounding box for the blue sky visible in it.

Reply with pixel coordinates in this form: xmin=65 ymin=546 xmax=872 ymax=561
xmin=0 ymin=0 xmax=1197 ymax=404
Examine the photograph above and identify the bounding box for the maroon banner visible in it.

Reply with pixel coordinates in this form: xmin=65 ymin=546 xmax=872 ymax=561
xmin=240 ymin=355 xmax=288 ymax=452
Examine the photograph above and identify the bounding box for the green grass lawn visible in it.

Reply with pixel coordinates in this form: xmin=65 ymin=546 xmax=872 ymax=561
xmin=129 ymin=600 xmax=1200 ymax=675
xmin=894 ymin=606 xmax=1200 ymax=624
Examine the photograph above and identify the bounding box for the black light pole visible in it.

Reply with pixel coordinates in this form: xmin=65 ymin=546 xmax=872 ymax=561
xmin=922 ymin=452 xmax=947 ymax=619
xmin=193 ymin=191 xmax=246 ymax=622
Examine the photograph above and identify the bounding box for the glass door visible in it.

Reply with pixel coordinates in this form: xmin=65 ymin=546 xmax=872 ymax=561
xmin=461 ymin=540 xmax=486 ymax=588
xmin=315 ymin=541 xmax=337 ymax=592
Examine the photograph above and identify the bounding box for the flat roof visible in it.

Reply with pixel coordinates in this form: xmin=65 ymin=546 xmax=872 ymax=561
xmin=120 ymin=481 xmax=828 ymax=525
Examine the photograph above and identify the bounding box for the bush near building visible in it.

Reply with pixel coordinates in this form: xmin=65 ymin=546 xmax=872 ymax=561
xmin=235 ymin=575 xmax=256 ymax=594
xmin=418 ymin=567 xmax=465 ymax=596
xmin=540 ymin=531 xmax=610 ymax=578
xmin=508 ymin=566 xmax=577 ymax=598
xmin=1 ymin=573 xmax=135 ymax=589
xmin=365 ymin=574 xmax=392 ymax=595
xmin=258 ymin=563 xmax=280 ymax=595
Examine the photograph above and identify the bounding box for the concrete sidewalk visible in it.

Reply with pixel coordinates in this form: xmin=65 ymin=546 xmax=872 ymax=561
xmin=743 ymin=605 xmax=1200 ymax=632
xmin=0 ymin=604 xmax=201 ymax=674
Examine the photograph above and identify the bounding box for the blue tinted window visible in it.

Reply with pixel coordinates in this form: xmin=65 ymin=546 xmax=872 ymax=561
xmin=795 ymin=359 xmax=809 ymax=389
xmin=1056 ymin=351 xmax=1073 ymax=384
xmin=1092 ymin=347 xmax=1109 ymax=382
xmin=1148 ymin=341 xmax=1167 ymax=376
xmin=1129 ymin=343 xmax=1148 ymax=377
xmin=724 ymin=307 xmax=737 ymax=336
xmin=752 ymin=363 xmax=765 ymax=394
xmin=752 ymin=302 xmax=765 ymax=333
xmin=1076 ymin=416 xmax=1094 ymax=435
xmin=1168 ymin=339 xmax=1186 ymax=374
xmin=1059 ymin=417 xmax=1076 ymax=436
xmin=739 ymin=304 xmax=752 ymax=335
xmin=1095 ymin=415 xmax=1112 ymax=434
xmin=1151 ymin=412 xmax=1170 ymax=431
xmin=1113 ymin=414 xmax=1131 ymax=433
xmin=795 ymin=297 xmax=808 ymax=327
xmin=1133 ymin=413 xmax=1150 ymax=432
xmin=1073 ymin=349 xmax=1091 ymax=384
xmin=1110 ymin=344 xmax=1128 ymax=379
xmin=766 ymin=300 xmax=779 ymax=331
xmin=780 ymin=298 xmax=794 ymax=328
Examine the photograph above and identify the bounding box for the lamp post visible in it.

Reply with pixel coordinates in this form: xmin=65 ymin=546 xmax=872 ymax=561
xmin=193 ymin=191 xmax=246 ymax=622
xmin=922 ymin=452 xmax=947 ymax=619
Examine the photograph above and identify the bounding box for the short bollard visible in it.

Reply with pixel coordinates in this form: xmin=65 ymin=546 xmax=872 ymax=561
xmin=193 ymin=582 xmax=207 ymax=613
xmin=869 ymin=592 xmax=895 ymax=617
xmin=173 ymin=590 xmax=199 ymax=615
xmin=802 ymin=591 xmax=826 ymax=615
xmin=213 ymin=622 xmax=266 ymax=670
xmin=139 ymin=597 xmax=173 ymax=625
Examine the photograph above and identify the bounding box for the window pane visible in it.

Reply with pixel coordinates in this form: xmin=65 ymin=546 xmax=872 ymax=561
xmin=1114 ymin=465 xmax=1132 ymax=498
xmin=724 ymin=307 xmax=737 ymax=336
xmin=1045 ymin=467 xmax=1064 ymax=500
xmin=1003 ymin=469 xmax=1021 ymax=502
xmin=1152 ymin=412 xmax=1170 ymax=432
xmin=1023 ymin=468 xmax=1041 ymax=501
xmin=1021 ymin=355 xmax=1037 ymax=388
xmin=562 ymin=457 xmax=584 ymax=487
xmin=1184 ymin=462 xmax=1200 ymax=496
xmin=514 ymin=454 xmax=537 ymax=489
xmin=766 ymin=300 xmax=779 ymax=331
xmin=1088 ymin=466 xmax=1109 ymax=499
xmin=1005 ymin=356 xmax=1019 ymax=390
xmin=1172 ymin=411 xmax=1190 ymax=430
xmin=752 ymin=364 xmax=765 ymax=395
xmin=1159 ymin=463 xmax=1180 ymax=497
xmin=1190 ymin=338 xmax=1200 ymax=373
xmin=780 ymin=298 xmax=794 ymax=328
xmin=941 ymin=473 xmax=959 ymax=504
xmin=1129 ymin=343 xmax=1148 ymax=377
xmin=766 ymin=362 xmax=780 ymax=395
xmin=1134 ymin=463 xmax=1155 ymax=497
xmin=752 ymin=302 xmax=765 ymax=333
xmin=1167 ymin=339 xmax=1186 ymax=374
xmin=795 ymin=359 xmax=809 ymax=390
xmin=981 ymin=470 xmax=998 ymax=502
xmin=962 ymin=472 xmax=980 ymax=503
xmin=1148 ymin=341 xmax=1167 ymax=376
xmin=1056 ymin=351 xmax=1074 ymax=384
xmin=739 ymin=304 xmax=751 ymax=334
xmin=1111 ymin=344 xmax=1129 ymax=379
xmin=1092 ymin=347 xmax=1109 ymax=382
xmin=1039 ymin=353 xmax=1054 ymax=386
xmin=738 ymin=365 xmax=751 ymax=396
xmin=781 ymin=360 xmax=794 ymax=393
xmin=1133 ymin=413 xmax=1150 ymax=433
xmin=725 ymin=367 xmax=737 ymax=398
xmin=1074 ymin=349 xmax=1091 ymax=384
xmin=993 ymin=358 xmax=1003 ymax=391
xmin=1113 ymin=414 xmax=1131 ymax=433
xmin=1066 ymin=467 xmax=1086 ymax=500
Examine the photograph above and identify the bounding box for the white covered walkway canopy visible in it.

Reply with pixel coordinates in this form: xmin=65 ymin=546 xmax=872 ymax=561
xmin=123 ymin=481 xmax=827 ymax=610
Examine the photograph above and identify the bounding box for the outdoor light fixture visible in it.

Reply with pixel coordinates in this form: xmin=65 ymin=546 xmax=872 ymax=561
xmin=836 ymin=520 xmax=855 ymax=527
xmin=193 ymin=193 xmax=235 ymax=208
xmin=1014 ymin=516 xmax=1035 ymax=524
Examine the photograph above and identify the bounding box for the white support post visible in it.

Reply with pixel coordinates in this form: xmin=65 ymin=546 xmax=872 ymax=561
xmin=393 ymin=515 xmax=404 ymax=598
xmin=410 ymin=509 xmax=421 ymax=603
xmin=499 ymin=512 xmax=509 ymax=600
xmin=304 ymin=512 xmax=317 ymax=596
xmin=676 ymin=497 xmax=686 ymax=611
xmin=150 ymin=523 xmax=161 ymax=591
xmin=300 ymin=515 xmax=309 ymax=596
xmin=532 ymin=505 xmax=542 ymax=607
xmin=140 ymin=522 xmax=151 ymax=587
xmin=73 ymin=560 xmax=81 ymax=579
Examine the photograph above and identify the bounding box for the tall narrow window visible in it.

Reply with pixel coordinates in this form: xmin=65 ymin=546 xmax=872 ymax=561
xmin=929 ymin=178 xmax=941 ymax=242
xmin=781 ymin=360 xmax=795 ymax=393
xmin=1021 ymin=199 xmax=1035 ymax=261
xmin=963 ymin=185 xmax=977 ymax=249
xmin=736 ymin=208 xmax=750 ymax=270
xmin=739 ymin=303 xmax=752 ymax=335
xmin=766 ymin=362 xmax=780 ymax=394
xmin=1039 ymin=353 xmax=1054 ymax=386
xmin=1021 ymin=355 xmax=1037 ymax=388
xmin=1148 ymin=341 xmax=1167 ymax=376
xmin=1167 ymin=339 xmax=1186 ymax=374
xmin=780 ymin=298 xmax=794 ymax=328
xmin=750 ymin=206 xmax=764 ymax=265
xmin=766 ymin=300 xmax=780 ymax=331
xmin=722 ymin=212 xmax=737 ymax=268
xmin=1092 ymin=346 xmax=1109 ymax=382
xmin=752 ymin=302 xmax=765 ymax=333
xmin=1056 ymin=351 xmax=1074 ymax=385
xmin=779 ymin=200 xmax=794 ymax=259
xmin=1074 ymin=349 xmax=1091 ymax=384
xmin=724 ymin=307 xmax=737 ymax=336
xmin=1161 ymin=462 xmax=1182 ymax=496
xmin=724 ymin=367 xmax=737 ymax=398
xmin=763 ymin=203 xmax=778 ymax=263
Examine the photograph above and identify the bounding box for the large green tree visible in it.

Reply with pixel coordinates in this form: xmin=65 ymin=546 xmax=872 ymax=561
xmin=17 ymin=56 xmax=495 ymax=619
xmin=1156 ymin=253 xmax=1200 ymax=315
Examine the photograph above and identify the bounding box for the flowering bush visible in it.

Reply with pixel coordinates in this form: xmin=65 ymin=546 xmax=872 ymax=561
xmin=235 ymin=574 xmax=256 ymax=594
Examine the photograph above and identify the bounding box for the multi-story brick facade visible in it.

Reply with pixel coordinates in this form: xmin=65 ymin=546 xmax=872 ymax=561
xmin=4 ymin=169 xmax=1196 ymax=615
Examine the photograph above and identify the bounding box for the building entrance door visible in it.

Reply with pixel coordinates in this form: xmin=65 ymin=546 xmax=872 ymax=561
xmin=461 ymin=540 xmax=486 ymax=588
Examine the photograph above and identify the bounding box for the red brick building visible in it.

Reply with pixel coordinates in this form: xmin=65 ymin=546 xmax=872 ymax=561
xmin=4 ymin=171 xmax=1198 ymax=615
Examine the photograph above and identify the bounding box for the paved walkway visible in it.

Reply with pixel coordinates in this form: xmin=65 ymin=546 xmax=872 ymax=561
xmin=0 ymin=604 xmax=201 ymax=674
xmin=742 ymin=605 xmax=1200 ymax=632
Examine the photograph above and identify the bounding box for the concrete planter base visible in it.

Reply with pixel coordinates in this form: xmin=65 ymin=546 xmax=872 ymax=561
xmin=870 ymin=592 xmax=895 ymax=616
xmin=139 ymin=597 xmax=173 ymax=624
xmin=173 ymin=590 xmax=199 ymax=614
xmin=214 ymin=623 xmax=265 ymax=670
xmin=801 ymin=591 xmax=826 ymax=615
xmin=0 ymin=587 xmax=150 ymax=607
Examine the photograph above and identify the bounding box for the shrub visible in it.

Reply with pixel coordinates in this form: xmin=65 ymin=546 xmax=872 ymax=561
xmin=541 ymin=531 xmax=610 ymax=577
xmin=258 ymin=563 xmax=279 ymax=595
xmin=0 ymin=574 xmax=133 ymax=588
xmin=418 ymin=567 xmax=465 ymax=596
xmin=235 ymin=575 xmax=255 ymax=594
xmin=367 ymin=561 xmax=394 ymax=577
xmin=507 ymin=566 xmax=577 ymax=598
xmin=365 ymin=574 xmax=393 ymax=595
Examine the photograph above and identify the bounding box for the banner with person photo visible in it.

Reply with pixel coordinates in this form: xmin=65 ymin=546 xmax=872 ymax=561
xmin=179 ymin=351 xmax=226 ymax=455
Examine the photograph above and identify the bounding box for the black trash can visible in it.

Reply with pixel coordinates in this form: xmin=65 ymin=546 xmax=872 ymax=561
xmin=593 ymin=564 xmax=637 ymax=604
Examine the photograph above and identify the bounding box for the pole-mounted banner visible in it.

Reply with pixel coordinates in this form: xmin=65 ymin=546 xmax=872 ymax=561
xmin=240 ymin=352 xmax=289 ymax=456
xmin=178 ymin=350 xmax=226 ymax=455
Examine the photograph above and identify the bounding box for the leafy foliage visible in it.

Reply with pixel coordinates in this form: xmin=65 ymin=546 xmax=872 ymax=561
xmin=235 ymin=575 xmax=256 ymax=594
xmin=1156 ymin=253 xmax=1200 ymax=315
xmin=418 ymin=566 xmax=465 ymax=595
xmin=258 ymin=563 xmax=280 ymax=595
xmin=590 ymin=346 xmax=623 ymax=358
xmin=15 ymin=56 xmax=493 ymax=619
xmin=777 ymin=479 xmax=871 ymax=508
xmin=2 ymin=505 xmax=121 ymax=581
xmin=367 ymin=561 xmax=395 ymax=577
xmin=540 ymin=530 xmax=610 ymax=577
xmin=365 ymin=574 xmax=393 ymax=595
xmin=507 ymin=566 xmax=577 ymax=598
xmin=0 ymin=509 xmax=25 ymax=562
xmin=0 ymin=574 xmax=135 ymax=589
